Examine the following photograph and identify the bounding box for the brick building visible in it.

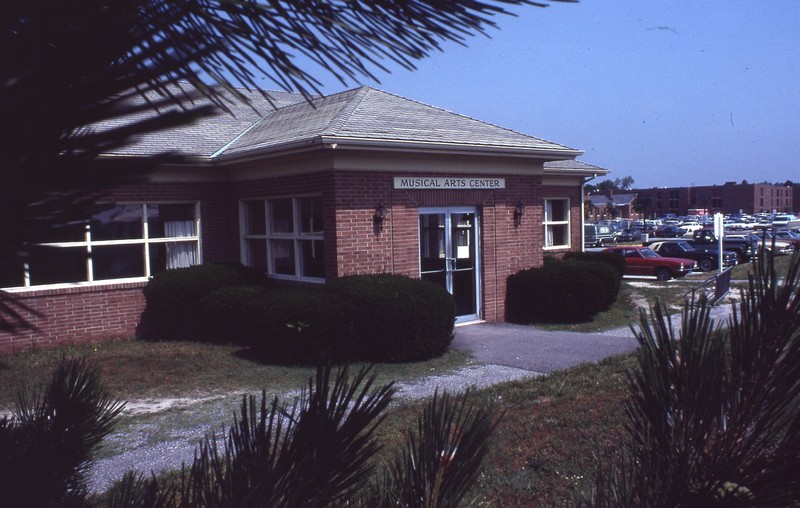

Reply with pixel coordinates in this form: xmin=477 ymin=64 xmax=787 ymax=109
xmin=585 ymin=191 xmax=636 ymax=221
xmin=0 ymin=86 xmax=606 ymax=354
xmin=631 ymin=182 xmax=795 ymax=218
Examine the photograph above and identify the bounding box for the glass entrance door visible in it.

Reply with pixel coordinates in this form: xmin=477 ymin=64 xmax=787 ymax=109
xmin=419 ymin=208 xmax=480 ymax=323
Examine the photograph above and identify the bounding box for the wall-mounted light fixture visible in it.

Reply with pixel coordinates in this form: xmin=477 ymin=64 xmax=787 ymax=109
xmin=514 ymin=200 xmax=525 ymax=226
xmin=373 ymin=203 xmax=388 ymax=229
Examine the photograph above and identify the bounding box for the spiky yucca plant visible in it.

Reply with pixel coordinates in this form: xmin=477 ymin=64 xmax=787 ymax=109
xmin=106 ymin=363 xmax=395 ymax=507
xmin=0 ymin=357 xmax=125 ymax=507
xmin=578 ymin=250 xmax=800 ymax=506
xmin=107 ymin=365 xmax=498 ymax=507
xmin=366 ymin=389 xmax=498 ymax=508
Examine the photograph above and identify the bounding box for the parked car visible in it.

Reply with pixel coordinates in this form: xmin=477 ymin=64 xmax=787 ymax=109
xmin=602 ymin=246 xmax=697 ymax=281
xmin=617 ymin=228 xmax=643 ymax=242
xmin=773 ymin=229 xmax=800 ymax=250
xmin=687 ymin=230 xmax=755 ymax=263
xmin=654 ymin=224 xmax=685 ymax=238
xmin=727 ymin=232 xmax=793 ymax=256
xmin=679 ymin=221 xmax=704 ymax=235
xmin=584 ymin=224 xmax=618 ymax=248
xmin=648 ymin=240 xmax=738 ymax=271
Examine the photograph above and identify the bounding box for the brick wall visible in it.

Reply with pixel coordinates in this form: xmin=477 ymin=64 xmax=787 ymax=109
xmin=329 ymin=171 xmax=564 ymax=322
xmin=0 ymin=181 xmax=233 ymax=356
xmin=0 ymin=282 xmax=145 ymax=356
xmin=0 ymin=169 xmax=585 ymax=355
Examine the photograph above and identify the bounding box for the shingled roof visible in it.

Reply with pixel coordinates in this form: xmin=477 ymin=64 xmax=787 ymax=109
xmin=101 ymin=85 xmax=582 ymax=161
xmin=543 ymin=159 xmax=610 ymax=177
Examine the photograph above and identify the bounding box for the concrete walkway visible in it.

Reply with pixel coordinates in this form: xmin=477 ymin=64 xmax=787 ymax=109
xmin=451 ymin=323 xmax=638 ymax=374
xmin=451 ymin=300 xmax=737 ymax=375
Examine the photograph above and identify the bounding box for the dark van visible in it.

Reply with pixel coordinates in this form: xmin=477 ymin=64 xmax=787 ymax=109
xmin=584 ymin=224 xmax=618 ymax=248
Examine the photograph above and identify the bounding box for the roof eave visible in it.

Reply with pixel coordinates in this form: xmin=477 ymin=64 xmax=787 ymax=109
xmin=317 ymin=136 xmax=583 ymax=160
xmin=544 ymin=167 xmax=611 ymax=178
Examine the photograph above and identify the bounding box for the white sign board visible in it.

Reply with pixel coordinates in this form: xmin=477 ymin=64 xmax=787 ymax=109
xmin=714 ymin=212 xmax=724 ymax=272
xmin=393 ymin=177 xmax=505 ymax=190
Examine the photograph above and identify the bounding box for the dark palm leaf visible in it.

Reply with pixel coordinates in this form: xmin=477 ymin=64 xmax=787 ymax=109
xmin=174 ymin=362 xmax=395 ymax=507
xmin=368 ymin=389 xmax=498 ymax=508
xmin=577 ymin=250 xmax=800 ymax=506
xmin=0 ymin=357 xmax=125 ymax=507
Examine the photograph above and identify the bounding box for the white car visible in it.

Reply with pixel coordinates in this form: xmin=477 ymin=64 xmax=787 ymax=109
xmin=680 ymin=222 xmax=704 ymax=236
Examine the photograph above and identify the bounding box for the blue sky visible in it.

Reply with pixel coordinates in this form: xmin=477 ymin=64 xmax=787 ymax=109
xmin=259 ymin=0 xmax=800 ymax=189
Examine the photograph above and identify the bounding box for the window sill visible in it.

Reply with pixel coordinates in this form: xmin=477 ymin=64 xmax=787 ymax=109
xmin=2 ymin=277 xmax=149 ymax=295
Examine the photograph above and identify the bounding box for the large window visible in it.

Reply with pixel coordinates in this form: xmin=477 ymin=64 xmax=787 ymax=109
xmin=1 ymin=203 xmax=200 ymax=289
xmin=544 ymin=198 xmax=570 ymax=249
xmin=242 ymin=196 xmax=325 ymax=281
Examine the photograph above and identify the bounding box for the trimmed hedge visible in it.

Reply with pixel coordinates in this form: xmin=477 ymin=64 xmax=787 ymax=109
xmin=143 ymin=269 xmax=456 ymax=364
xmin=142 ymin=264 xmax=247 ymax=341
xmin=329 ymin=274 xmax=456 ymax=362
xmin=563 ymin=250 xmax=626 ymax=278
xmin=505 ymin=258 xmax=622 ymax=324
xmin=199 ymin=285 xmax=354 ymax=363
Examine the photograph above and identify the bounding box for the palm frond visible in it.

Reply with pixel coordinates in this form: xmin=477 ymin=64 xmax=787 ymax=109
xmin=0 ymin=357 xmax=125 ymax=507
xmin=369 ymin=389 xmax=499 ymax=508
xmin=579 ymin=250 xmax=800 ymax=506
xmin=176 ymin=362 xmax=395 ymax=507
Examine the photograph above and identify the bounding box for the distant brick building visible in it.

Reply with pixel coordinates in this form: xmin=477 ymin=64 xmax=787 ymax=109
xmin=585 ymin=190 xmax=637 ymax=221
xmin=631 ymin=182 xmax=795 ymax=217
xmin=1 ymin=85 xmax=607 ymax=354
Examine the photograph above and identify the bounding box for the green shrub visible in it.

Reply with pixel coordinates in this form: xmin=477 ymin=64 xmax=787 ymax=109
xmin=146 ymin=269 xmax=455 ymax=363
xmin=197 ymin=286 xmax=274 ymax=347
xmin=505 ymin=261 xmax=608 ymax=324
xmin=255 ymin=286 xmax=356 ymax=364
xmin=142 ymin=264 xmax=247 ymax=342
xmin=567 ymin=259 xmax=622 ymax=310
xmin=563 ymin=250 xmax=626 ymax=278
xmin=328 ymin=274 xmax=456 ymax=362
xmin=199 ymin=285 xmax=352 ymax=362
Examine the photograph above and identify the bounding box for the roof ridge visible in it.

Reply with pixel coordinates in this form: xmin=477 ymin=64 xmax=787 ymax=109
xmin=319 ymin=86 xmax=372 ymax=136
xmin=210 ymin=114 xmax=270 ymax=158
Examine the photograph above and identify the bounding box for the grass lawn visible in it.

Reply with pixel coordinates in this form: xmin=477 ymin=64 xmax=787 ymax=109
xmin=0 ymin=255 xmax=789 ymax=504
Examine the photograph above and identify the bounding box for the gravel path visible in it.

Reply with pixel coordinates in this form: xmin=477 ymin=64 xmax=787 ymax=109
xmin=89 ymin=362 xmax=540 ymax=493
xmin=89 ymin=295 xmax=738 ymax=494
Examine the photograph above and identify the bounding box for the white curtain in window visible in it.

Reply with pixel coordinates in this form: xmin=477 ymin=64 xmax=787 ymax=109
xmin=165 ymin=220 xmax=197 ymax=268
xmin=546 ymin=226 xmax=554 ymax=247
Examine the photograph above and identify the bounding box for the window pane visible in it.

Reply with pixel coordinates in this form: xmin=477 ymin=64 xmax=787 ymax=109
xmin=38 ymin=222 xmax=87 ymax=243
xmin=300 ymin=240 xmax=325 ymax=278
xmin=270 ymin=199 xmax=294 ymax=234
xmin=299 ymin=197 xmax=323 ymax=234
xmin=28 ymin=246 xmax=88 ymax=285
xmin=148 ymin=204 xmax=196 ymax=238
xmin=92 ymin=205 xmax=143 ymax=240
xmin=548 ymin=200 xmax=568 ymax=222
xmin=547 ymin=225 xmax=569 ymax=247
xmin=149 ymin=242 xmax=198 ymax=274
xmin=244 ymin=239 xmax=267 ymax=270
xmin=0 ymin=252 xmax=26 ymax=287
xmin=244 ymin=201 xmax=266 ymax=235
xmin=270 ymin=239 xmax=295 ymax=275
xmin=93 ymin=244 xmax=145 ymax=280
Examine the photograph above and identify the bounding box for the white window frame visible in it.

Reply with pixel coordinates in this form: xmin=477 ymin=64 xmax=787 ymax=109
xmin=543 ymin=198 xmax=571 ymax=249
xmin=240 ymin=196 xmax=325 ymax=283
xmin=3 ymin=202 xmax=201 ymax=291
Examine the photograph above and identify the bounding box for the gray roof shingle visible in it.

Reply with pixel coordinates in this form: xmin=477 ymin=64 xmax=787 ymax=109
xmin=99 ymin=84 xmax=582 ymax=160
xmin=225 ymin=87 xmax=580 ymax=157
xmin=544 ymin=159 xmax=610 ymax=177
